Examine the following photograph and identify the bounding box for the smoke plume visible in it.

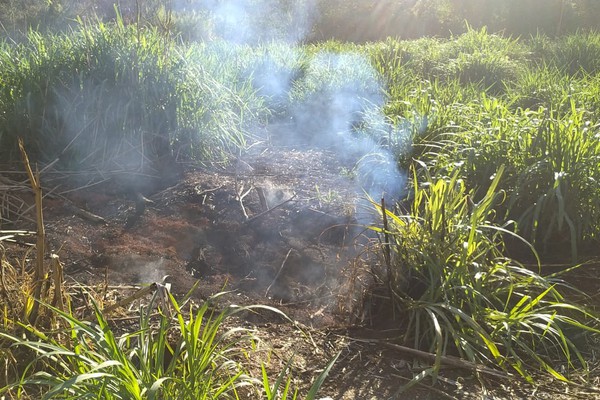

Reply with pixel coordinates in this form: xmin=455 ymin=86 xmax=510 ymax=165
xmin=191 ymin=0 xmax=407 ymax=201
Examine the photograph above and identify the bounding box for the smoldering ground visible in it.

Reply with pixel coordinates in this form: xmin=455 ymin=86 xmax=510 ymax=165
xmin=19 ymin=0 xmax=409 ymax=302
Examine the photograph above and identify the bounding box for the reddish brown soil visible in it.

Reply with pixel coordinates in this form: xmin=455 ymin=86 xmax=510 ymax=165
xmin=3 ymin=142 xmax=600 ymax=399
xmin=40 ymin=145 xmax=364 ymax=319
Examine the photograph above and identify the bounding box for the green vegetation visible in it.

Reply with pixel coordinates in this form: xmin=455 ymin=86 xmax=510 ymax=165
xmin=1 ymin=3 xmax=600 ymax=395
xmin=0 ymin=270 xmax=335 ymax=399
xmin=0 ymin=17 xmax=269 ymax=173
xmin=373 ymin=167 xmax=598 ymax=383
xmin=317 ymin=0 xmax=600 ymax=41
xmin=3 ymin=0 xmax=600 ymax=42
xmin=363 ymin=27 xmax=600 ymax=381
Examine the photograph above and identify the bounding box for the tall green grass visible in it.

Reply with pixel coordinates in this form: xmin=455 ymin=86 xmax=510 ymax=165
xmin=369 ymin=27 xmax=527 ymax=95
xmin=0 ymin=17 xmax=269 ymax=171
xmin=372 ymin=166 xmax=599 ymax=381
xmin=368 ymin=30 xmax=600 ymax=259
xmin=364 ymin=28 xmax=600 ymax=383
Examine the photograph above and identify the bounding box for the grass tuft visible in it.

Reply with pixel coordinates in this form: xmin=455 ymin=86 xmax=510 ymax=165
xmin=370 ymin=165 xmax=599 ymax=381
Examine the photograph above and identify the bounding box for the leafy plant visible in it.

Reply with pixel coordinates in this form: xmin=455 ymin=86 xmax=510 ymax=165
xmin=0 ymin=17 xmax=270 ymax=173
xmin=551 ymin=32 xmax=600 ymax=76
xmin=507 ymin=106 xmax=600 ymax=260
xmin=506 ymin=65 xmax=574 ymax=111
xmin=1 ymin=290 xmax=249 ymax=399
xmin=371 ymin=165 xmax=599 ymax=381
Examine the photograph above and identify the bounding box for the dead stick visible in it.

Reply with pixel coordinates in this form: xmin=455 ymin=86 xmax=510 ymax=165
xmin=193 ymin=184 xmax=224 ymax=197
xmin=265 ymin=248 xmax=293 ymax=297
xmin=51 ymin=254 xmax=65 ymax=313
xmin=0 ymin=230 xmax=35 ymax=246
xmin=381 ymin=198 xmax=393 ymax=296
xmin=63 ymin=200 xmax=107 ymax=224
xmin=107 ymin=312 xmax=161 ymax=322
xmin=351 ymin=337 xmax=510 ymax=379
xmin=100 ymin=283 xmax=157 ymax=315
xmin=238 ymin=184 xmax=251 ymax=220
xmin=19 ymin=138 xmax=45 ymax=325
xmin=246 ymin=194 xmax=297 ymax=224
xmin=0 ymin=230 xmax=35 ymax=234
xmin=385 ymin=340 xmax=600 ymax=397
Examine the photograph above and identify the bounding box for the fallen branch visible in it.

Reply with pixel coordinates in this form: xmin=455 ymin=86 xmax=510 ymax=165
xmin=237 ymin=183 xmax=253 ymax=220
xmin=99 ymin=275 xmax=172 ymax=318
xmin=101 ymin=284 xmax=155 ymax=315
xmin=193 ymin=184 xmax=225 ymax=197
xmin=349 ymin=337 xmax=510 ymax=379
xmin=381 ymin=338 xmax=600 ymax=398
xmin=245 ymin=194 xmax=297 ymax=224
xmin=63 ymin=200 xmax=107 ymax=224
xmin=0 ymin=230 xmax=35 ymax=246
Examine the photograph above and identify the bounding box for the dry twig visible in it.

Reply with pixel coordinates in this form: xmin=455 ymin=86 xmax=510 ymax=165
xmin=265 ymin=248 xmax=293 ymax=297
xmin=18 ymin=138 xmax=45 ymax=325
xmin=349 ymin=337 xmax=511 ymax=379
xmin=63 ymin=200 xmax=107 ymax=224
xmin=99 ymin=276 xmax=173 ymax=318
xmin=245 ymin=194 xmax=297 ymax=224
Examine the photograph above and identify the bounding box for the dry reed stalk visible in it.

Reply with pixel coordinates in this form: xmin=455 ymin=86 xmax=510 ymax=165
xmin=380 ymin=198 xmax=393 ymax=298
xmin=0 ymin=255 xmax=16 ymax=322
xmin=50 ymin=254 xmax=65 ymax=313
xmin=350 ymin=337 xmax=511 ymax=379
xmin=18 ymin=138 xmax=45 ymax=325
xmin=0 ymin=176 xmax=32 ymax=227
xmin=265 ymin=248 xmax=293 ymax=297
xmin=99 ymin=277 xmax=170 ymax=317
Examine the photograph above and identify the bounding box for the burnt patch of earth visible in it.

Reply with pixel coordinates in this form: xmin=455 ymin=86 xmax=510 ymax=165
xmin=38 ymin=144 xmax=368 ymax=326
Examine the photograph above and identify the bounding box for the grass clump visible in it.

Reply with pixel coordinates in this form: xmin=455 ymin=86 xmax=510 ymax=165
xmin=505 ymin=66 xmax=575 ymax=111
xmin=369 ymin=29 xmax=600 ymax=259
xmin=0 ymin=290 xmax=252 ymax=399
xmin=369 ymin=27 xmax=527 ymax=97
xmin=0 ymin=287 xmax=336 ymax=399
xmin=548 ymin=32 xmax=600 ymax=77
xmin=440 ymin=27 xmax=526 ymax=94
xmin=372 ymin=166 xmax=599 ymax=382
xmin=406 ymin=92 xmax=600 ymax=260
xmin=0 ymin=17 xmax=270 ymax=174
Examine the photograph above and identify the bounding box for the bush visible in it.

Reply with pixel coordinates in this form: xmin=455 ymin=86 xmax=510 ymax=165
xmin=371 ymin=166 xmax=599 ymax=381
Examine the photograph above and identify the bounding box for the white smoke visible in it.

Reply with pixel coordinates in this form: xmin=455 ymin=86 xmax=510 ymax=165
xmin=284 ymin=51 xmax=407 ymax=200
xmin=178 ymin=1 xmax=408 ymax=200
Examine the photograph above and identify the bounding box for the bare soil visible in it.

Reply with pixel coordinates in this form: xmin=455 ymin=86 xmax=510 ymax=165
xmin=3 ymin=139 xmax=600 ymax=399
